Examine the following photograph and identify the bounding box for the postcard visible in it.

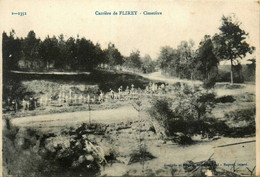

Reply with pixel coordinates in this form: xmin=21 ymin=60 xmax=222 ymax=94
xmin=0 ymin=0 xmax=259 ymax=176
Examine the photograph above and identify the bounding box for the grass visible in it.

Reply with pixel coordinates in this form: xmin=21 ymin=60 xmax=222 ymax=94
xmin=3 ymin=69 xmax=152 ymax=118
xmin=7 ymin=69 xmax=151 ymax=93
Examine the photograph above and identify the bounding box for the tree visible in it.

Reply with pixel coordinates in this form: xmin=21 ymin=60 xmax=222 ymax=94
xmin=2 ymin=30 xmax=22 ymax=72
xmin=76 ymin=37 xmax=96 ymax=70
xmin=3 ymin=30 xmax=106 ymax=72
xmin=213 ymin=15 xmax=255 ymax=84
xmin=197 ymin=35 xmax=219 ymax=80
xmin=93 ymin=43 xmax=106 ymax=68
xmin=65 ymin=37 xmax=77 ymax=70
xmin=39 ymin=35 xmax=60 ymax=69
xmin=157 ymin=41 xmax=196 ymax=79
xmin=125 ymin=50 xmax=142 ymax=71
xmin=57 ymin=34 xmax=67 ymax=69
xmin=141 ymin=54 xmax=156 ymax=73
xmin=22 ymin=31 xmax=41 ymax=69
xmin=104 ymin=43 xmax=124 ymax=68
xmin=157 ymin=46 xmax=175 ymax=74
xmin=176 ymin=40 xmax=196 ymax=79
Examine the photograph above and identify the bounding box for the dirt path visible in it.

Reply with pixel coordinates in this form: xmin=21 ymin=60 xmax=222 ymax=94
xmin=140 ymin=71 xmax=202 ymax=85
xmin=140 ymin=71 xmax=255 ymax=96
xmin=11 ymin=105 xmax=138 ymax=131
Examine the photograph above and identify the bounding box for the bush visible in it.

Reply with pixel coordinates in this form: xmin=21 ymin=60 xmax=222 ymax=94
xmin=148 ymin=98 xmax=174 ymax=123
xmin=203 ymin=73 xmax=217 ymax=89
xmin=128 ymin=146 xmax=156 ymax=165
xmin=221 ymin=108 xmax=255 ymax=137
xmin=172 ymin=133 xmax=193 ymax=145
xmin=204 ymin=118 xmax=230 ymax=137
xmin=224 ymin=107 xmax=255 ymax=122
xmin=171 ymin=120 xmax=209 ymax=136
xmin=148 ymin=86 xmax=216 ymax=139
xmin=216 ymin=95 xmax=236 ymax=103
xmin=226 ymin=124 xmax=255 ymax=137
xmin=172 ymin=85 xmax=216 ymax=120
xmin=3 ymin=79 xmax=34 ymax=109
xmin=203 ymin=78 xmax=216 ymax=89
xmin=149 ymin=92 xmax=255 ymax=139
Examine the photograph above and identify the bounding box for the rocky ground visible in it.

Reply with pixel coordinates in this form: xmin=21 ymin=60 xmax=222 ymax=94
xmin=4 ymin=108 xmax=255 ymax=176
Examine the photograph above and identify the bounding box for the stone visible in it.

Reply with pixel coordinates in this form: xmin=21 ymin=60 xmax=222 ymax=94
xmin=86 ymin=155 xmax=94 ymax=162
xmin=78 ymin=155 xmax=86 ymax=164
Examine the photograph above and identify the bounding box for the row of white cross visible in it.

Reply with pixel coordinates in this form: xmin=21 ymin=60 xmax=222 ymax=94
xmin=17 ymin=82 xmax=168 ymax=110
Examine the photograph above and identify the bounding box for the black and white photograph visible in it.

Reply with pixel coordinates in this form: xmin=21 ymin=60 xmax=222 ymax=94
xmin=0 ymin=0 xmax=259 ymax=176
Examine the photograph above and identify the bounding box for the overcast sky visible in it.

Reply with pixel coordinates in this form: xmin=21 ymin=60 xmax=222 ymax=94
xmin=0 ymin=0 xmax=259 ymax=62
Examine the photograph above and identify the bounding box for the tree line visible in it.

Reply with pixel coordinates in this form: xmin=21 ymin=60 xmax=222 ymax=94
xmin=157 ymin=15 xmax=255 ymax=84
xmin=2 ymin=31 xmax=156 ymax=73
xmin=2 ymin=14 xmax=255 ymax=84
xmin=3 ymin=31 xmax=102 ymax=71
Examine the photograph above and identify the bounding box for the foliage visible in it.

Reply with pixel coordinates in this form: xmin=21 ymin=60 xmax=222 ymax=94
xmin=149 ymin=96 xmax=255 ymax=138
xmin=2 ymin=30 xmax=106 ymax=72
xmin=123 ymin=50 xmax=142 ymax=71
xmin=39 ymin=35 xmax=61 ymax=69
xmin=141 ymin=54 xmax=157 ymax=73
xmin=2 ymin=78 xmax=34 ymax=103
xmin=213 ymin=15 xmax=255 ymax=83
xmin=157 ymin=38 xmax=219 ymax=82
xmin=224 ymin=107 xmax=255 ymax=122
xmin=128 ymin=146 xmax=156 ymax=165
xmin=172 ymin=84 xmax=216 ymax=120
xmin=2 ymin=123 xmax=104 ymax=176
xmin=3 ymin=30 xmax=157 ymax=74
xmin=2 ymin=30 xmax=22 ymax=74
xmin=157 ymin=46 xmax=177 ymax=74
xmin=217 ymin=63 xmax=255 ymax=82
xmin=149 ymin=85 xmax=216 ymax=137
xmin=215 ymin=95 xmax=236 ymax=103
xmin=197 ymin=35 xmax=219 ymax=88
xmin=223 ymin=107 xmax=255 ymax=137
xmin=202 ymin=76 xmax=217 ymax=89
xmin=103 ymin=42 xmax=123 ymax=68
xmin=157 ymin=41 xmax=197 ymax=79
xmin=156 ymin=15 xmax=255 ymax=84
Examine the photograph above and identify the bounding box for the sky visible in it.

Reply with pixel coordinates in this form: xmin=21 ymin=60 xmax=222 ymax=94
xmin=0 ymin=0 xmax=259 ymax=62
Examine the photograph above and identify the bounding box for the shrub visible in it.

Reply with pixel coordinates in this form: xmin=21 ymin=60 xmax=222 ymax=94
xmin=128 ymin=146 xmax=156 ymax=165
xmin=172 ymin=85 xmax=216 ymax=120
xmin=148 ymin=86 xmax=216 ymax=139
xmin=203 ymin=74 xmax=217 ymax=89
xmin=173 ymin=133 xmax=193 ymax=145
xmin=167 ymin=119 xmax=209 ymax=136
xmin=204 ymin=117 xmax=230 ymax=137
xmin=149 ymin=98 xmax=174 ymax=122
xmin=3 ymin=79 xmax=34 ymax=110
xmin=226 ymin=124 xmax=255 ymax=137
xmin=216 ymin=95 xmax=236 ymax=103
xmin=224 ymin=107 xmax=255 ymax=122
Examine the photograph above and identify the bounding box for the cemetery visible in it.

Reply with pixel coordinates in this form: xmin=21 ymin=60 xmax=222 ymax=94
xmin=7 ymin=82 xmax=168 ymax=112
